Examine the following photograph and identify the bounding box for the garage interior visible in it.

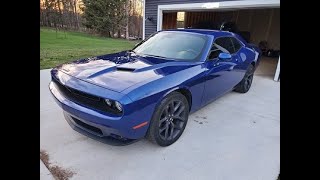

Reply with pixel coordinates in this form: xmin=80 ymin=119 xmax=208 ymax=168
xmin=161 ymin=8 xmax=280 ymax=80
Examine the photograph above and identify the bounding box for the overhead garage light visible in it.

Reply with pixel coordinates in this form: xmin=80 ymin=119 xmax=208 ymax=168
xmin=202 ymin=2 xmax=220 ymax=9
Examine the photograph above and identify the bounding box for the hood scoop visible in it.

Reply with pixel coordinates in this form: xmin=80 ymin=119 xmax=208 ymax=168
xmin=114 ymin=59 xmax=151 ymax=72
xmin=116 ymin=67 xmax=136 ymax=72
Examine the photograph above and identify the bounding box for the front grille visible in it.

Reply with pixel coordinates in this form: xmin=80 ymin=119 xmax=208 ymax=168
xmin=52 ymin=77 xmax=121 ymax=115
xmin=71 ymin=116 xmax=103 ymax=136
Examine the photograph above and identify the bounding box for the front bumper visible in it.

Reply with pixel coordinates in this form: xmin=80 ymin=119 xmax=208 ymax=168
xmin=49 ymin=81 xmax=150 ymax=143
xmin=63 ymin=111 xmax=138 ymax=145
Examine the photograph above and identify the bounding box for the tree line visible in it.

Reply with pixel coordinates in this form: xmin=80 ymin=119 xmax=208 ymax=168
xmin=40 ymin=0 xmax=143 ymax=39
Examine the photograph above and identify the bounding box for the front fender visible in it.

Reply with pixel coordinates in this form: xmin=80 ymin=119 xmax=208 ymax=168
xmin=124 ymin=64 xmax=207 ymax=115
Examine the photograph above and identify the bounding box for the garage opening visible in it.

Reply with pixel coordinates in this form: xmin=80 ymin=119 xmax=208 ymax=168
xmin=161 ymin=8 xmax=280 ymax=80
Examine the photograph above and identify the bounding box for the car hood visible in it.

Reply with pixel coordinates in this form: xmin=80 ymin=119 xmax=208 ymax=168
xmin=55 ymin=51 xmax=200 ymax=92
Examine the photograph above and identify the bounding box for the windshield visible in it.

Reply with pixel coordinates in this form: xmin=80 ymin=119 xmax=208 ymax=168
xmin=133 ymin=31 xmax=208 ymax=61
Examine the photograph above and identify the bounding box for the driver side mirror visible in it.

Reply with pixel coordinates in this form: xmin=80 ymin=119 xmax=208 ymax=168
xmin=218 ymin=52 xmax=232 ymax=60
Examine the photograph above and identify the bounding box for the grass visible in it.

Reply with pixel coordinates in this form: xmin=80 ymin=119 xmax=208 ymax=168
xmin=40 ymin=28 xmax=138 ymax=69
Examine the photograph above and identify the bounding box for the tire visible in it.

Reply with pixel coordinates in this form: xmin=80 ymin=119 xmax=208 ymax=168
xmin=234 ymin=64 xmax=254 ymax=93
xmin=146 ymin=92 xmax=189 ymax=146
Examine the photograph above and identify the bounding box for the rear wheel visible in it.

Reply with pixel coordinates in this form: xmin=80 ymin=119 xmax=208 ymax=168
xmin=146 ymin=92 xmax=189 ymax=146
xmin=234 ymin=64 xmax=254 ymax=93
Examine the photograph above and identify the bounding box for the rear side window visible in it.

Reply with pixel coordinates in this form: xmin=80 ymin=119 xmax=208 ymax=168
xmin=214 ymin=37 xmax=234 ymax=54
xmin=230 ymin=37 xmax=242 ymax=52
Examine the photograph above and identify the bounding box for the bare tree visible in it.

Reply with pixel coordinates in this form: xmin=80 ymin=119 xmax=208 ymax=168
xmin=41 ymin=0 xmax=143 ymax=38
xmin=125 ymin=0 xmax=130 ymax=39
xmin=74 ymin=0 xmax=80 ymax=29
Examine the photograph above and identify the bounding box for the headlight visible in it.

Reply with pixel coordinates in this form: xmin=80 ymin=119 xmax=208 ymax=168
xmin=104 ymin=99 xmax=123 ymax=113
xmin=105 ymin=99 xmax=112 ymax=106
xmin=115 ymin=101 xmax=122 ymax=112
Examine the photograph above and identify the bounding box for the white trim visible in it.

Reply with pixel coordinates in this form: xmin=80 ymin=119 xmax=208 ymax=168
xmin=157 ymin=6 xmax=162 ymax=31
xmin=274 ymin=56 xmax=280 ymax=81
xmin=157 ymin=0 xmax=280 ymax=31
xmin=142 ymin=0 xmax=146 ymax=40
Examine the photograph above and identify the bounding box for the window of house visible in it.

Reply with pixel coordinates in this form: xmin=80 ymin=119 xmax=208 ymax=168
xmin=176 ymin=12 xmax=185 ymax=29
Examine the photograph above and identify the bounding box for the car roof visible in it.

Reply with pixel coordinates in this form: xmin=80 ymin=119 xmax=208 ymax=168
xmin=161 ymin=29 xmax=234 ymax=37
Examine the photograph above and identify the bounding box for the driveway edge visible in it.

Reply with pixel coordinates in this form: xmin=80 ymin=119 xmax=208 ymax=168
xmin=40 ymin=159 xmax=54 ymax=180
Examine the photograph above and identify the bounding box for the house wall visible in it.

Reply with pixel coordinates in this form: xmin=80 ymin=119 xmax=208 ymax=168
xmin=145 ymin=0 xmax=238 ymax=37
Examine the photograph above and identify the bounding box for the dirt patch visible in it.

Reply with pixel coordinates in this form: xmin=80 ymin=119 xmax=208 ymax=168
xmin=40 ymin=149 xmax=75 ymax=180
xmin=193 ymin=117 xmax=209 ymax=125
xmin=40 ymin=150 xmax=50 ymax=166
xmin=50 ymin=165 xmax=74 ymax=180
xmin=195 ymin=115 xmax=208 ymax=120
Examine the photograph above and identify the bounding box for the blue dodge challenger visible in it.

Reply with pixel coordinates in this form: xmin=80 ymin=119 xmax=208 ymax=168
xmin=49 ymin=29 xmax=261 ymax=146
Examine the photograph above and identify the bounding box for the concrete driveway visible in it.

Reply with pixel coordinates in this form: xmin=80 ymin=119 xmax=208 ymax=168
xmin=40 ymin=69 xmax=280 ymax=180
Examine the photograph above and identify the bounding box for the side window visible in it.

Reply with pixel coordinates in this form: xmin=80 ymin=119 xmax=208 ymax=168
xmin=208 ymin=45 xmax=222 ymax=60
xmin=215 ymin=37 xmax=234 ymax=54
xmin=230 ymin=37 xmax=242 ymax=53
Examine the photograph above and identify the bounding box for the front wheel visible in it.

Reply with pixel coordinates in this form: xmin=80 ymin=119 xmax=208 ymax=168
xmin=146 ymin=92 xmax=189 ymax=146
xmin=234 ymin=64 xmax=254 ymax=93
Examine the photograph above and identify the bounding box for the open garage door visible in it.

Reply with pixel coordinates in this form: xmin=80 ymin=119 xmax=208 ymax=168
xmin=157 ymin=0 xmax=280 ymax=81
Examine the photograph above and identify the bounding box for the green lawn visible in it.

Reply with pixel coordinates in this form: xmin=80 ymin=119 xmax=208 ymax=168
xmin=40 ymin=28 xmax=137 ymax=69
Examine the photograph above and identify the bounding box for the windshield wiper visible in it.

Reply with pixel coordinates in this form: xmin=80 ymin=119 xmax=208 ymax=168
xmin=141 ymin=54 xmax=170 ymax=60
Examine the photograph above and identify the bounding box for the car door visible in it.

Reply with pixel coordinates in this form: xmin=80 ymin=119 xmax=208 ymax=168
xmin=201 ymin=36 xmax=243 ymax=106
